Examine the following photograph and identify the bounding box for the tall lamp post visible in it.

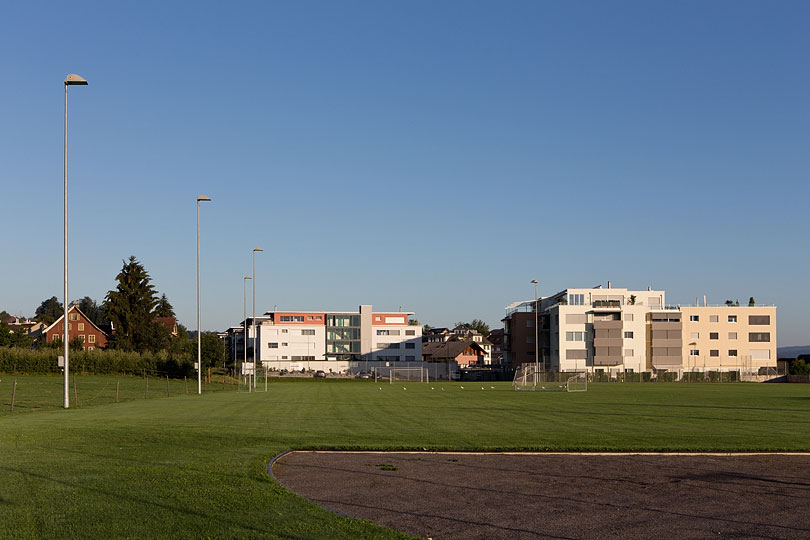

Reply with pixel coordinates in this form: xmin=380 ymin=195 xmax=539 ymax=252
xmin=531 ymin=280 xmax=539 ymax=379
xmin=252 ymin=247 xmax=263 ymax=389
xmin=197 ymin=195 xmax=212 ymax=394
xmin=63 ymin=73 xmax=88 ymax=409
xmin=243 ymin=275 xmax=252 ymax=389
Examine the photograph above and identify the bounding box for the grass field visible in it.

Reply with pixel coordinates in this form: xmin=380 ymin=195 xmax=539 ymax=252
xmin=1 ymin=376 xmax=809 ymax=539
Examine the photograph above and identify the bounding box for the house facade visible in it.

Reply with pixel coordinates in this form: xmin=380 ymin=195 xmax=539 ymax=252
xmin=41 ymin=305 xmax=109 ymax=350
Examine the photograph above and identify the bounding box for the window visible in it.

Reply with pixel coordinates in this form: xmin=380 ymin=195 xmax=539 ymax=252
xmin=710 ymin=350 xmax=719 ymax=357
xmin=749 ymin=315 xmax=770 ymax=325
xmin=710 ymin=333 xmax=718 ymax=340
xmin=282 ymin=342 xmax=288 ymax=347
xmin=624 ymin=313 xmax=634 ymax=322
xmin=709 ymin=315 xmax=719 ymax=323
xmin=78 ymin=323 xmax=85 ymax=331
xmin=389 ymin=343 xmax=400 ymax=349
xmin=690 ymin=349 xmax=699 ymax=356
xmin=280 ymin=315 xmax=304 ymax=323
xmin=301 ymin=329 xmax=315 ymax=335
xmin=405 ymin=356 xmax=415 ymax=361
xmin=690 ymin=315 xmax=699 ymax=322
xmin=377 ymin=329 xmax=399 ymax=335
xmin=568 ymin=293 xmax=584 ymax=305
xmin=306 ymin=316 xmax=313 ymax=320
xmin=88 ymin=335 xmax=95 ymax=344
xmin=79 ymin=335 xmax=86 ymax=343
xmin=282 ymin=356 xmax=288 ymax=360
xmin=624 ymin=349 xmax=634 ymax=357
xmin=526 ymin=320 xmax=535 ymax=328
xmin=624 ymin=331 xmax=634 ymax=339
xmin=316 ymin=316 xmax=322 ymax=321
xmin=405 ymin=330 xmax=415 ymax=336
xmin=87 ymin=346 xmax=94 ymax=351
xmin=375 ymin=316 xmax=381 ymax=321
xmin=728 ymin=332 xmax=737 ymax=340
xmin=749 ymin=332 xmax=770 ymax=343
xmin=565 ymin=332 xmax=585 ymax=342
xmin=405 ymin=343 xmax=415 ymax=349
xmin=728 ymin=349 xmax=737 ymax=357
xmin=67 ymin=323 xmax=71 ymax=330
xmin=728 ymin=315 xmax=737 ymax=323
xmin=281 ymin=329 xmax=288 ymax=333
xmin=69 ymin=313 xmax=78 ymax=321
xmin=690 ymin=332 xmax=699 ymax=339
xmin=268 ymin=343 xmax=279 ymax=348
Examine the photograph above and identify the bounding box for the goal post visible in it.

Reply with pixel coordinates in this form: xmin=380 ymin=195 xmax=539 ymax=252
xmin=566 ymin=371 xmax=588 ymax=392
xmin=513 ymin=365 xmax=588 ymax=393
xmin=389 ymin=367 xmax=426 ymax=383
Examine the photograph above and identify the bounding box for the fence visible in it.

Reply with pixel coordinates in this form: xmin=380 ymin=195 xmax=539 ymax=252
xmin=533 ymin=367 xmax=784 ymax=384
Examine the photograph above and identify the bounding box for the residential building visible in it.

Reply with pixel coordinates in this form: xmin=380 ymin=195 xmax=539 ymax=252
xmin=502 ymin=284 xmax=777 ymax=375
xmin=41 ymin=305 xmax=109 ymax=350
xmin=228 ymin=305 xmax=422 ymax=372
xmin=422 ymin=341 xmax=487 ymax=366
xmin=423 ymin=326 xmax=493 ymax=364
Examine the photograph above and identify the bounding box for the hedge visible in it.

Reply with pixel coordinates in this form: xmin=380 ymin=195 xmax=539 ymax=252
xmin=0 ymin=347 xmax=195 ymax=378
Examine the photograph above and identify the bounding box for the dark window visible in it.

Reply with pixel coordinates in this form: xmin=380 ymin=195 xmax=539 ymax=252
xmin=749 ymin=332 xmax=770 ymax=342
xmin=710 ymin=350 xmax=719 ymax=357
xmin=749 ymin=315 xmax=770 ymax=325
xmin=710 ymin=333 xmax=718 ymax=340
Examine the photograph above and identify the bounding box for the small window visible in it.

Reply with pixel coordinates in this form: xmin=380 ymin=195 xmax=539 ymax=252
xmin=316 ymin=316 xmax=322 ymax=321
xmin=749 ymin=332 xmax=770 ymax=343
xmin=728 ymin=315 xmax=737 ymax=323
xmin=710 ymin=350 xmax=719 ymax=357
xmin=282 ymin=342 xmax=288 ymax=347
xmin=307 ymin=316 xmax=313 ymax=320
xmin=749 ymin=315 xmax=770 ymax=325
xmin=728 ymin=332 xmax=737 ymax=340
xmin=405 ymin=356 xmax=415 ymax=361
xmin=87 ymin=346 xmax=94 ymax=351
xmin=690 ymin=315 xmax=699 ymax=322
xmin=301 ymin=329 xmax=315 ymax=335
xmin=624 ymin=331 xmax=634 ymax=339
xmin=405 ymin=330 xmax=415 ymax=336
xmin=282 ymin=356 xmax=288 ymax=359
xmin=282 ymin=329 xmax=288 ymax=333
xmin=79 ymin=335 xmax=86 ymax=343
xmin=375 ymin=316 xmax=381 ymax=321
xmin=405 ymin=343 xmax=415 ymax=349
xmin=88 ymin=335 xmax=96 ymax=343
xmin=690 ymin=332 xmax=699 ymax=339
xmin=624 ymin=349 xmax=634 ymax=357
xmin=690 ymin=349 xmax=699 ymax=356
xmin=526 ymin=320 xmax=535 ymax=327
xmin=709 ymin=315 xmax=719 ymax=323
xmin=268 ymin=343 xmax=279 ymax=348
xmin=710 ymin=333 xmax=718 ymax=340
xmin=728 ymin=349 xmax=738 ymax=357
xmin=70 ymin=313 xmax=78 ymax=321
xmin=78 ymin=323 xmax=85 ymax=331
xmin=624 ymin=313 xmax=634 ymax=322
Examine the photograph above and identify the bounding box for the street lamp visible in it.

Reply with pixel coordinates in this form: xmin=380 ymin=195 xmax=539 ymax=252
xmin=63 ymin=73 xmax=88 ymax=409
xmin=197 ymin=195 xmax=211 ymax=394
xmin=243 ymin=275 xmax=252 ymax=390
xmin=252 ymin=247 xmax=263 ymax=389
xmin=531 ymin=280 xmax=539 ymax=380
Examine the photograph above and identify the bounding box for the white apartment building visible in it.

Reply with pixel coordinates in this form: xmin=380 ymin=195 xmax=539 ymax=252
xmin=503 ymin=284 xmax=777 ymax=376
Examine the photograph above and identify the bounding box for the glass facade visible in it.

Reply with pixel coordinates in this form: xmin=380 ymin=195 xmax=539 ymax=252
xmin=326 ymin=314 xmax=361 ymax=359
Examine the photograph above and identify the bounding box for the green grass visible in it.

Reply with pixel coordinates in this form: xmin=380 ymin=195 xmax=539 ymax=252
xmin=1 ymin=377 xmax=809 ymax=539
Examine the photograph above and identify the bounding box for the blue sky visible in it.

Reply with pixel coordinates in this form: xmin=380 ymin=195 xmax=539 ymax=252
xmin=1 ymin=1 xmax=808 ymax=344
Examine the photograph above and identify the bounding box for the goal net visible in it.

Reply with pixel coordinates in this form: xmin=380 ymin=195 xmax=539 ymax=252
xmin=389 ymin=367 xmax=426 ymax=383
xmin=513 ymin=365 xmax=587 ymax=392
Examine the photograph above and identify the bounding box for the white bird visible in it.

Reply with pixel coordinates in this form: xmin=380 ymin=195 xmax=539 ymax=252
xmin=482 ymin=386 xmax=485 ymax=390
xmin=441 ymin=387 xmax=445 ymax=391
xmin=490 ymin=386 xmax=495 ymax=389
xmin=379 ymin=387 xmax=382 ymax=390
xmin=460 ymin=386 xmax=464 ymax=390
xmin=431 ymin=387 xmax=435 ymax=390
xmin=403 ymin=387 xmax=407 ymax=390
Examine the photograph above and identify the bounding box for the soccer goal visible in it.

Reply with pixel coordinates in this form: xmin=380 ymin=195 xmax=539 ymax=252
xmin=513 ymin=365 xmax=587 ymax=392
xmin=565 ymin=371 xmax=588 ymax=392
xmin=389 ymin=367 xmax=427 ymax=383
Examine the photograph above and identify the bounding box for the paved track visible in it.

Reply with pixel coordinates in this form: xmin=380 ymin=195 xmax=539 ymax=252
xmin=273 ymin=451 xmax=810 ymax=540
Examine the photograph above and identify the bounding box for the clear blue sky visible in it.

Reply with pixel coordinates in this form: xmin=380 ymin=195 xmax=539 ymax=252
xmin=1 ymin=1 xmax=808 ymax=345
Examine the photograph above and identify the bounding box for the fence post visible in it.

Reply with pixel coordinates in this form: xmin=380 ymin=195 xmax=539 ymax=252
xmin=10 ymin=378 xmax=17 ymax=413
xmin=73 ymin=377 xmax=79 ymax=407
xmin=166 ymin=375 xmax=170 ymax=397
xmin=116 ymin=380 xmax=120 ymax=403
xmin=185 ymin=376 xmax=188 ymax=395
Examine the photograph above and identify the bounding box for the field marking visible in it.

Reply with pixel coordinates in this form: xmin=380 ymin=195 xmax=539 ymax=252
xmin=285 ymin=450 xmax=810 ymax=456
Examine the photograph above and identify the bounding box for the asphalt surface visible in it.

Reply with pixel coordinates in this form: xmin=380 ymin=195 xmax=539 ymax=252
xmin=273 ymin=451 xmax=810 ymax=540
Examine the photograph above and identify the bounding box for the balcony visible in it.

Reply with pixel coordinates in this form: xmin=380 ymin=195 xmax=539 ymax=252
xmin=592 ymin=300 xmax=622 ymax=310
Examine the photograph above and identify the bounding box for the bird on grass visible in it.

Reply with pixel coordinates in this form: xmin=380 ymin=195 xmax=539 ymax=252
xmin=403 ymin=387 xmax=407 ymax=390
xmin=431 ymin=387 xmax=435 ymax=390
xmin=460 ymin=386 xmax=464 ymax=390
xmin=481 ymin=386 xmax=485 ymax=390
xmin=490 ymin=386 xmax=495 ymax=389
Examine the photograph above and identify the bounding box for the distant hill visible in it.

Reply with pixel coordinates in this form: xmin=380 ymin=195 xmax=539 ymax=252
xmin=777 ymin=345 xmax=810 ymax=358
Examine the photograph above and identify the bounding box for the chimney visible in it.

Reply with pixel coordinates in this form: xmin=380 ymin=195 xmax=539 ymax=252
xmin=607 ymin=280 xmax=611 ymax=289
xmin=648 ymin=286 xmax=651 ymax=291
xmin=703 ymin=295 xmax=707 ymax=307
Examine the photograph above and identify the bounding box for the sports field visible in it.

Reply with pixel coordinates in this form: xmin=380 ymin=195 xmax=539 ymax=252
xmin=1 ymin=376 xmax=808 ymax=539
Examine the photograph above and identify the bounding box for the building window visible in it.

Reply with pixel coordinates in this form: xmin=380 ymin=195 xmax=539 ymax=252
xmin=282 ymin=356 xmax=288 ymax=360
xmin=690 ymin=349 xmax=699 ymax=356
xmin=728 ymin=332 xmax=737 ymax=340
xmin=70 ymin=313 xmax=78 ymax=321
xmin=568 ymin=293 xmax=584 ymax=305
xmin=624 ymin=349 xmax=634 ymax=357
xmin=710 ymin=333 xmax=718 ymax=340
xmin=89 ymin=335 xmax=96 ymax=344
xmin=624 ymin=331 xmax=634 ymax=339
xmin=624 ymin=313 xmax=634 ymax=322
xmin=690 ymin=315 xmax=699 ymax=322
xmin=307 ymin=316 xmax=313 ymax=320
xmin=78 ymin=323 xmax=85 ymax=331
xmin=526 ymin=320 xmax=535 ymax=328
xmin=749 ymin=332 xmax=770 ymax=343
xmin=282 ymin=342 xmax=288 ymax=347
xmin=79 ymin=335 xmax=86 ymax=343
xmin=389 ymin=343 xmax=400 ymax=349
xmin=87 ymin=346 xmax=94 ymax=351
xmin=565 ymin=331 xmax=585 ymax=342
xmin=282 ymin=329 xmax=288 ymax=333
xmin=728 ymin=315 xmax=737 ymax=323
xmin=301 ymin=329 xmax=315 ymax=335
xmin=268 ymin=343 xmax=279 ymax=348
xmin=709 ymin=315 xmax=719 ymax=323
xmin=316 ymin=316 xmax=322 ymax=321
xmin=405 ymin=356 xmax=415 ymax=361
xmin=280 ymin=315 xmax=304 ymax=323
xmin=709 ymin=350 xmax=719 ymax=357
xmin=405 ymin=330 xmax=415 ymax=336
xmin=728 ymin=349 xmax=738 ymax=357
xmin=405 ymin=343 xmax=415 ymax=349
xmin=690 ymin=332 xmax=699 ymax=339
xmin=749 ymin=315 xmax=770 ymax=325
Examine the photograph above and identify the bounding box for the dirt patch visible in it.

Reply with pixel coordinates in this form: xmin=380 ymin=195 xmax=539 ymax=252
xmin=273 ymin=451 xmax=810 ymax=540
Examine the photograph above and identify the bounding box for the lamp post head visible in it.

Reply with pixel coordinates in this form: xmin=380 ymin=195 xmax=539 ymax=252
xmin=253 ymin=247 xmax=263 ymax=252
xmin=244 ymin=275 xmax=252 ymax=280
xmin=197 ymin=195 xmax=211 ymax=202
xmin=531 ymin=280 xmax=538 ymax=284
xmin=64 ymin=74 xmax=88 ymax=86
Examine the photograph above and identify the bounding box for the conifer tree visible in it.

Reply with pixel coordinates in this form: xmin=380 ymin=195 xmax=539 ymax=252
xmin=154 ymin=294 xmax=175 ymax=318
xmin=104 ymin=256 xmax=159 ymax=352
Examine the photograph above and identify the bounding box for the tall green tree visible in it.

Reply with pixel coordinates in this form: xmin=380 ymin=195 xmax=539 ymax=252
xmin=35 ymin=297 xmax=63 ymax=324
xmin=104 ymin=256 xmax=160 ymax=352
xmin=200 ymin=332 xmax=225 ymax=368
xmin=154 ymin=294 xmax=175 ymax=318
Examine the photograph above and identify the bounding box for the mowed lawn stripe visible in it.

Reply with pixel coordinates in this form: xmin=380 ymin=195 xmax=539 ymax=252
xmin=1 ymin=377 xmax=809 ymax=539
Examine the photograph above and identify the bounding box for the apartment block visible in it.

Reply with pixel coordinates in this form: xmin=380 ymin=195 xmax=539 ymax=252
xmin=231 ymin=305 xmax=422 ymax=372
xmin=503 ymin=284 xmax=777 ymax=375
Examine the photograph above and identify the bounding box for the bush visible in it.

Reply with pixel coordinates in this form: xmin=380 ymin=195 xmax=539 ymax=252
xmin=0 ymin=347 xmax=194 ymax=378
